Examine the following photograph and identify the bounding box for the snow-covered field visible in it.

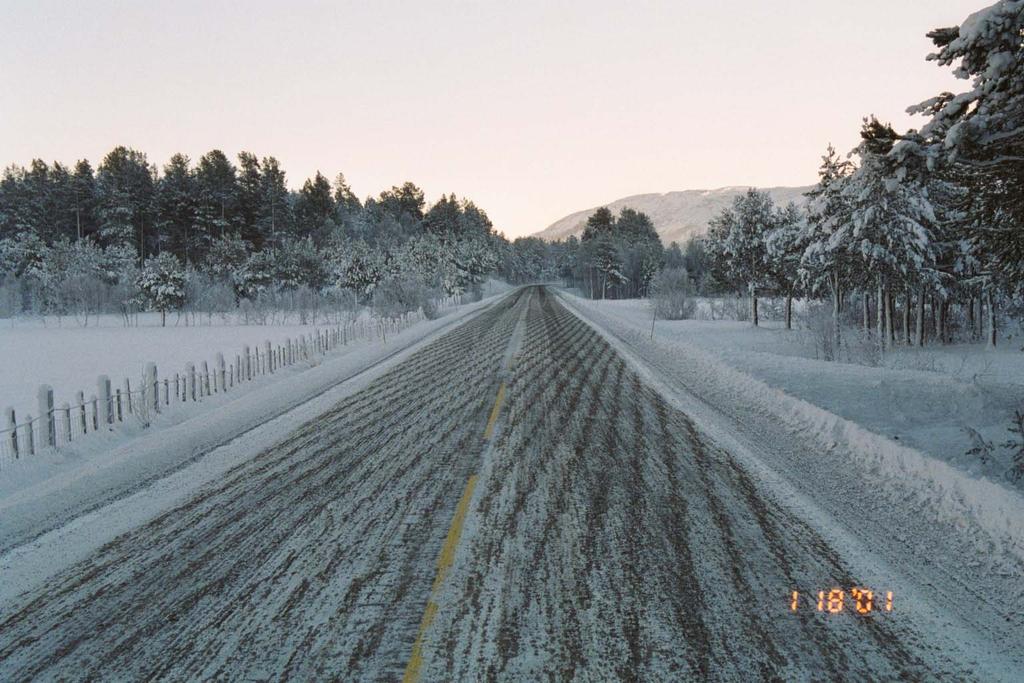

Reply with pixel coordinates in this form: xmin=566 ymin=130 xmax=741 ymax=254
xmin=576 ymin=295 xmax=1024 ymax=487
xmin=0 ymin=313 xmax=351 ymax=419
xmin=0 ymin=280 xmax=514 ymax=421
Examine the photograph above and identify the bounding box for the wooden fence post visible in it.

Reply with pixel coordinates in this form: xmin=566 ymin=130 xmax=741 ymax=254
xmin=186 ymin=363 xmax=196 ymax=401
xmin=90 ymin=395 xmax=98 ymax=431
xmin=98 ymin=375 xmax=112 ymax=425
xmin=265 ymin=341 xmax=273 ymax=373
xmin=25 ymin=414 xmax=34 ymax=455
xmin=60 ymin=402 xmax=72 ymax=444
xmin=146 ymin=363 xmax=159 ymax=414
xmin=243 ymin=345 xmax=251 ymax=380
xmin=76 ymin=390 xmax=87 ymax=434
xmin=217 ymin=353 xmax=226 ymax=392
xmin=5 ymin=407 xmax=17 ymax=459
xmin=37 ymin=385 xmax=54 ymax=448
xmin=124 ymin=378 xmax=133 ymax=416
xmin=163 ymin=378 xmax=170 ymax=405
xmin=115 ymin=389 xmax=123 ymax=422
xmin=201 ymin=361 xmax=210 ymax=397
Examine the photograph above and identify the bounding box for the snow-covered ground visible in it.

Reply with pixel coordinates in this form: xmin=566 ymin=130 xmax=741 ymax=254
xmin=0 ymin=312 xmax=352 ymax=419
xmin=5 ymin=285 xmax=1017 ymax=680
xmin=576 ymin=295 xmax=1024 ymax=486
xmin=0 ymin=279 xmax=513 ymax=421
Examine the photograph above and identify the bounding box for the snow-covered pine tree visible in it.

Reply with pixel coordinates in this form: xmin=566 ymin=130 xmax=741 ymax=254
xmin=234 ymin=249 xmax=279 ymax=301
xmin=337 ymin=240 xmax=386 ymax=300
xmin=155 ymin=154 xmax=201 ymax=266
xmin=195 ymin=150 xmax=240 ymax=242
xmin=765 ymin=202 xmax=806 ymax=330
xmin=707 ymin=189 xmax=776 ymax=326
xmin=257 ymin=157 xmax=292 ymax=247
xmin=894 ymin=1 xmax=1024 ymax=345
xmin=579 ymin=207 xmax=617 ymax=299
xmin=236 ymin=152 xmax=263 ymax=249
xmin=615 ymin=208 xmax=664 ymax=298
xmin=295 ymin=171 xmax=335 ymax=245
xmin=846 ymin=118 xmax=939 ymax=349
xmin=136 ymin=252 xmax=185 ymax=326
xmin=70 ymin=159 xmax=98 ymax=241
xmin=801 ymin=144 xmax=855 ymax=352
xmin=275 ymin=237 xmax=330 ymax=291
xmin=205 ymin=233 xmax=250 ymax=281
xmin=95 ymin=147 xmax=155 ymax=258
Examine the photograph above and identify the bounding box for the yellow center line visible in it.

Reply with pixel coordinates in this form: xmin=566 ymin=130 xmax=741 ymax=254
xmin=402 ymin=474 xmax=478 ymax=682
xmin=403 ymin=381 xmax=507 ymax=682
xmin=482 ymin=381 xmax=506 ymax=440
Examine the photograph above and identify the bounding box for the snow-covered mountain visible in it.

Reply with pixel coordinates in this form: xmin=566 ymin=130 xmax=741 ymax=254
xmin=534 ymin=186 xmax=812 ymax=244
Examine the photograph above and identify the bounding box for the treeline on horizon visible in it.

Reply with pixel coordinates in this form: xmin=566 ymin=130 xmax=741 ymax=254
xmin=0 ymin=143 xmax=671 ymax=323
xmin=0 ymin=146 xmax=511 ymax=322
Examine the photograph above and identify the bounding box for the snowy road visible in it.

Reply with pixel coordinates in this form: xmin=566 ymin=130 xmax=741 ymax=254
xmin=0 ymin=287 xmax=1006 ymax=680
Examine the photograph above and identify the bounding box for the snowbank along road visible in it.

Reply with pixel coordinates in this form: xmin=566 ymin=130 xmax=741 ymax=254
xmin=0 ymin=286 xmax=1011 ymax=680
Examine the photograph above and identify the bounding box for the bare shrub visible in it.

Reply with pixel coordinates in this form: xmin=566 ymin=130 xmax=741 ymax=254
xmin=372 ymin=274 xmax=426 ymax=321
xmin=718 ymin=295 xmax=750 ymax=322
xmin=238 ymin=295 xmax=270 ymax=325
xmin=184 ymin=271 xmax=236 ymax=325
xmin=650 ymin=268 xmax=696 ymax=320
xmin=422 ymin=294 xmax=443 ymax=320
xmin=843 ymin=327 xmax=883 ymax=366
xmin=283 ymin=286 xmax=322 ymax=325
xmin=463 ymin=282 xmax=484 ymax=303
xmin=799 ymin=302 xmax=837 ymax=361
xmin=322 ymin=287 xmax=361 ymax=325
xmin=0 ymin=274 xmax=22 ymax=321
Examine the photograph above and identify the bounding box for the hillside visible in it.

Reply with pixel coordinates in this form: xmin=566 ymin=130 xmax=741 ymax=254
xmin=533 ymin=186 xmax=811 ymax=244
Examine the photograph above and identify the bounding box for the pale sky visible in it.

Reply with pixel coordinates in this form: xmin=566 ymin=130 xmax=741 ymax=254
xmin=0 ymin=0 xmax=981 ymax=238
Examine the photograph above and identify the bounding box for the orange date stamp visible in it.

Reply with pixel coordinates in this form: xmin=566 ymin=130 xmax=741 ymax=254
xmin=790 ymin=588 xmax=893 ymax=614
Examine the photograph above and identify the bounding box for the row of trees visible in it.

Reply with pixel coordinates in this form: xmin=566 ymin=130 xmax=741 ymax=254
xmin=0 ymin=148 xmax=503 ymax=324
xmin=701 ymin=1 xmax=1023 ymax=350
xmin=0 ymin=148 xmax=397 ymax=261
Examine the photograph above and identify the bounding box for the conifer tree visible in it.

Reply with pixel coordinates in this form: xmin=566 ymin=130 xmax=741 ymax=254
xmin=195 ymin=150 xmax=239 ymax=241
xmin=155 ymin=153 xmax=201 ymax=265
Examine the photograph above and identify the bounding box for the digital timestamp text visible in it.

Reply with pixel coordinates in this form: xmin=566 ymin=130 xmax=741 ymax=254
xmin=790 ymin=589 xmax=893 ymax=614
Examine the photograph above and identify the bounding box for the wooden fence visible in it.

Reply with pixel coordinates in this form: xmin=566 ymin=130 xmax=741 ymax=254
xmin=0 ymin=310 xmax=432 ymax=470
